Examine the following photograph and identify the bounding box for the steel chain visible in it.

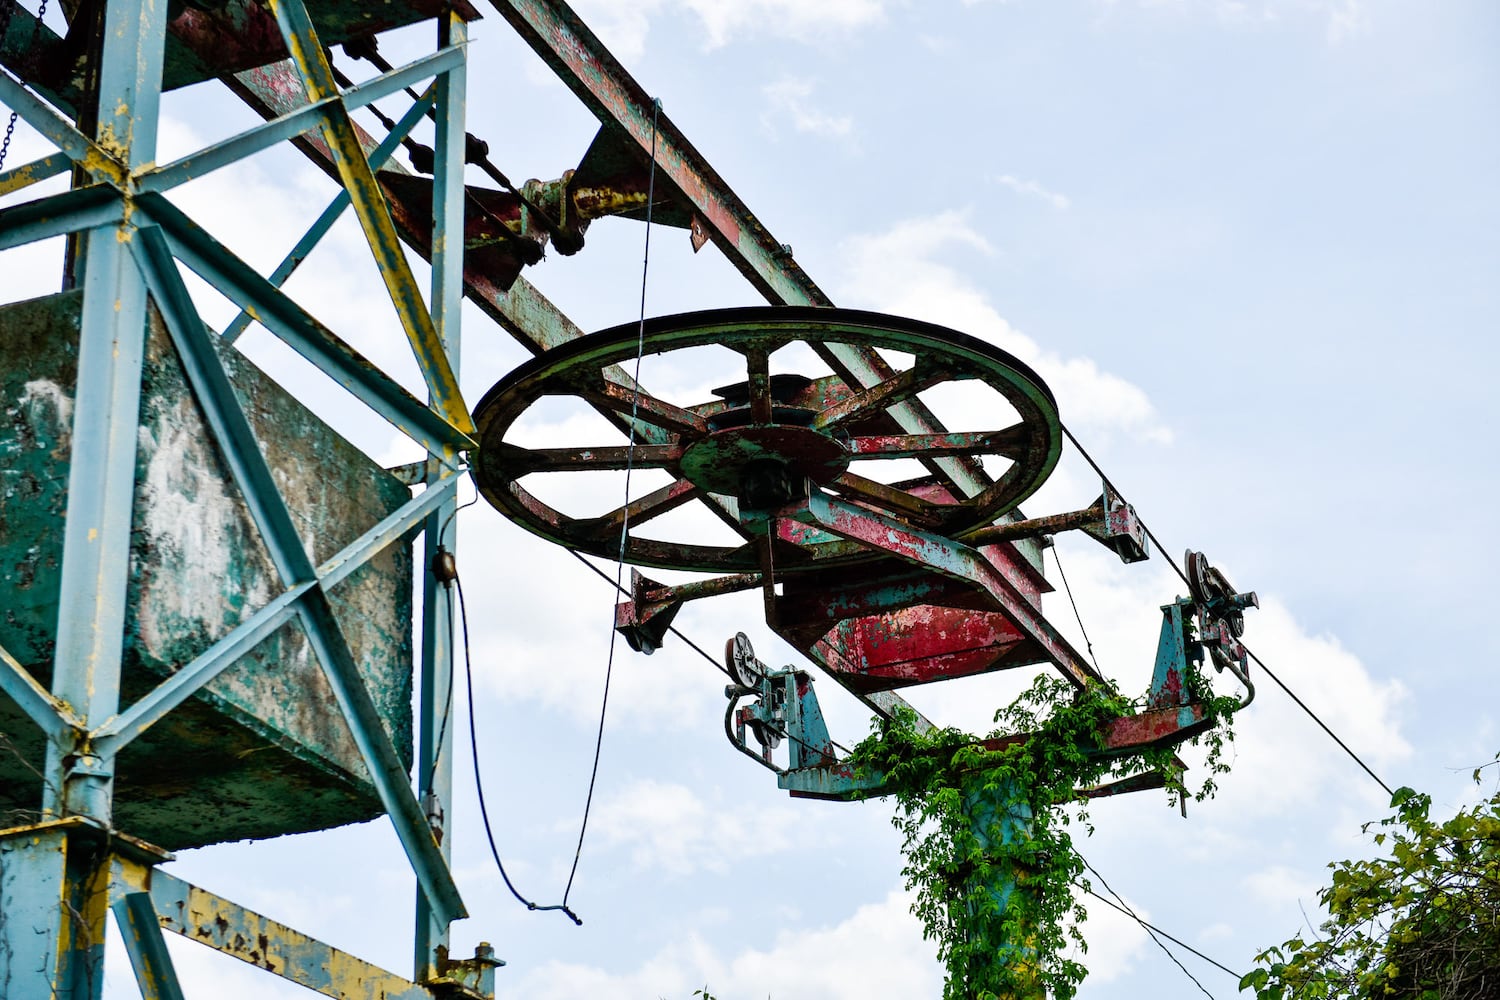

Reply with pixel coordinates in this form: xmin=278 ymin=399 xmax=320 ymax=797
xmin=0 ymin=0 xmax=52 ymax=174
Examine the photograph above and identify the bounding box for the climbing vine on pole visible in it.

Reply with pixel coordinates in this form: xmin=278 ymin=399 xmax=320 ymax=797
xmin=847 ymin=673 xmax=1238 ymax=1000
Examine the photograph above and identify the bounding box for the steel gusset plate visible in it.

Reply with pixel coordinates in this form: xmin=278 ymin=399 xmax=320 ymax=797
xmin=472 ymin=306 xmax=1061 ymax=573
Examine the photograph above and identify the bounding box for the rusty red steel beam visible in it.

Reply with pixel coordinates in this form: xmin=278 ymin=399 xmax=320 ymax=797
xmin=485 ymin=0 xmax=997 ymax=503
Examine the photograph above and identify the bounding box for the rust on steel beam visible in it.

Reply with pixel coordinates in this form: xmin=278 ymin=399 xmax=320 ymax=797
xmin=487 ymin=0 xmax=830 ymax=309
xmin=485 ymin=0 xmax=998 ymax=507
xmin=224 ymin=62 xmax=599 ymax=362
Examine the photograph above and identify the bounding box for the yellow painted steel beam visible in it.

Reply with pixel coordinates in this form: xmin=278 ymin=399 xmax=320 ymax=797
xmin=267 ymin=0 xmax=475 ymax=439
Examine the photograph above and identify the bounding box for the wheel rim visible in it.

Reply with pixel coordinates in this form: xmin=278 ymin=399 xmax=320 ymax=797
xmin=473 ymin=306 xmax=1061 ymax=574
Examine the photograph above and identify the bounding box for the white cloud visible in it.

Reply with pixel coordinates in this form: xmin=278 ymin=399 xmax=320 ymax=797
xmin=567 ymin=0 xmax=885 ymax=58
xmin=683 ymin=0 xmax=886 ymax=50
xmin=563 ymin=0 xmax=665 ymax=63
xmin=1094 ymin=0 xmax=1372 ymax=43
xmin=835 ymin=212 xmax=1172 ymax=444
xmin=994 ymin=173 xmax=1072 ymax=210
xmin=587 ymin=778 xmax=802 ymax=875
xmin=761 ymin=77 xmax=854 ymax=140
xmin=506 ymin=888 xmax=939 ymax=1000
xmin=1243 ymin=864 xmax=1322 ymax=908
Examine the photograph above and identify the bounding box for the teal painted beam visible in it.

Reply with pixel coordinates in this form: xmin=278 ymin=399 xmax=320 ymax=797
xmin=0 ymin=184 xmax=124 ymax=252
xmin=139 ymin=193 xmax=473 ymax=454
xmin=114 ymin=892 xmax=188 ymax=1000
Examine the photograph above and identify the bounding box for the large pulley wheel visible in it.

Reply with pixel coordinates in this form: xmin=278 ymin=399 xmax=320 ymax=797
xmin=472 ymin=306 xmax=1061 ymax=574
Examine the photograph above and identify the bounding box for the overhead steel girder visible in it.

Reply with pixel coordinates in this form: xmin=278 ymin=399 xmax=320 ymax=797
xmin=486 ymin=0 xmax=1008 ymax=515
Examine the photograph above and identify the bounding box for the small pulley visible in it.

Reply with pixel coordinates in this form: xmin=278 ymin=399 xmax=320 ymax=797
xmin=1184 ymin=549 xmax=1258 ymax=675
xmin=722 ymin=632 xmax=834 ymax=772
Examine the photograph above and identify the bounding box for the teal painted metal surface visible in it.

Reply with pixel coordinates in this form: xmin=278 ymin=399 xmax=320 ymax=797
xmin=0 ymin=290 xmax=416 ymax=847
xmin=415 ymin=8 xmax=468 ymax=979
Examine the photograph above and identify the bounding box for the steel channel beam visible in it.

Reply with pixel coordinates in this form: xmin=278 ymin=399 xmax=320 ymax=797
xmin=0 ymin=68 xmax=126 ymax=185
xmin=114 ymin=892 xmax=188 ymax=1000
xmin=0 ymin=183 xmax=125 ymax=251
xmin=267 ymin=0 xmax=473 ymax=437
xmin=90 ymin=584 xmax=310 ymax=757
xmin=130 ymin=228 xmax=464 ymax=924
xmin=0 ymin=150 xmax=71 ymax=196
xmin=136 ymin=94 xmax=339 ymax=194
xmin=151 ymin=872 xmax=434 ymax=1000
xmin=487 ymin=0 xmax=992 ymax=502
xmin=797 ymin=492 xmax=1102 ymax=689
xmin=0 ymin=640 xmax=81 ymax=739
xmin=221 ymin=86 xmax=437 ymax=343
xmin=138 ymin=193 xmax=472 ymax=454
xmin=44 ymin=202 xmax=154 ymax=822
xmin=414 ymin=10 xmax=467 ymax=980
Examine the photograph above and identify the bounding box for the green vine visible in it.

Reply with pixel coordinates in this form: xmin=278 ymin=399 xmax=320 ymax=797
xmin=846 ymin=672 xmax=1238 ymax=999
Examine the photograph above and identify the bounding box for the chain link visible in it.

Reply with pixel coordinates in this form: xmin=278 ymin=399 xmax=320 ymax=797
xmin=0 ymin=0 xmax=53 ymax=174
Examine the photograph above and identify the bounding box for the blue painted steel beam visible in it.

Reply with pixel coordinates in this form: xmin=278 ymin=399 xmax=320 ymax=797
xmin=0 ymin=184 xmax=125 ymax=252
xmin=318 ymin=476 xmax=458 ymax=589
xmin=0 ymin=150 xmax=71 ymax=196
xmin=222 ymin=86 xmax=438 ymax=343
xmin=128 ymin=226 xmax=463 ymax=924
xmin=342 ymin=44 xmax=466 ymax=114
xmin=415 ymin=11 xmax=467 ymax=978
xmin=44 ymin=215 xmax=151 ymax=824
xmin=0 ymin=641 xmax=82 ymax=740
xmin=297 ymin=590 xmax=468 ymax=925
xmin=114 ymin=893 xmax=187 ymax=1000
xmin=93 ymin=474 xmax=456 ymax=756
xmin=138 ymin=193 xmax=473 ymax=455
xmin=136 ymin=95 xmax=339 ymax=194
xmin=269 ymin=0 xmax=474 ymax=437
xmin=0 ymin=68 xmax=126 ymax=185
xmin=90 ymin=584 xmax=310 ymax=757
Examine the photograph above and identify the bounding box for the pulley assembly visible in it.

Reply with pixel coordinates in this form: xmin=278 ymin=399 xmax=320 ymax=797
xmin=473 ymin=304 xmax=1256 ymax=801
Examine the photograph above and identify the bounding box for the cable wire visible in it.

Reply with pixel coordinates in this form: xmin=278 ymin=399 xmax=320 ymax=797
xmin=1077 ymin=853 xmax=1225 ymax=998
xmin=457 ymin=572 xmax=581 ymax=924
xmin=1049 ymin=542 xmax=1101 ymax=673
xmin=1073 ymin=877 xmax=1242 ymax=980
xmin=560 ymin=98 xmax=662 ymax=910
xmin=1059 ymin=423 xmax=1396 ymax=800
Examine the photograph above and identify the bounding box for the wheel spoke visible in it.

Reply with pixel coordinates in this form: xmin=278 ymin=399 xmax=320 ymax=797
xmin=581 ymin=477 xmax=702 ymax=539
xmin=576 ymin=377 xmax=710 ymax=438
xmin=495 ymin=442 xmax=684 ymax=473
xmin=812 ymin=361 xmax=951 ymax=431
xmin=845 ymin=424 xmax=1032 ymax=460
xmin=743 ymin=346 xmax=773 ymax=424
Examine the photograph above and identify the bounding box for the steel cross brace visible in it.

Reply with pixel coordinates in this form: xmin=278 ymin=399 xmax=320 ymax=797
xmin=126 ymin=229 xmax=466 ymax=927
xmin=266 ymin=0 xmax=473 ymax=437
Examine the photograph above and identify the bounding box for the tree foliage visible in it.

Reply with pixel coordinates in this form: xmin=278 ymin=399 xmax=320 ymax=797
xmin=847 ymin=673 xmax=1236 ymax=1000
xmin=1240 ymin=758 xmax=1500 ymax=1000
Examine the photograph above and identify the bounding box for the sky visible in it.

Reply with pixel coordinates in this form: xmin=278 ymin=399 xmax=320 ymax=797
xmin=2 ymin=1 xmax=1498 ymax=998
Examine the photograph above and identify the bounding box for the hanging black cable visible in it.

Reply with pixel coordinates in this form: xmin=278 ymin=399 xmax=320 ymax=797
xmin=456 ymin=570 xmax=581 ymax=924
xmin=559 ymin=98 xmax=663 ymax=911
xmin=1059 ymin=422 xmax=1396 ymax=800
xmin=422 ymin=486 xmax=480 ymax=790
xmin=1077 ymin=852 xmax=1223 ymax=998
xmin=1071 ymin=874 xmax=1242 ymax=980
